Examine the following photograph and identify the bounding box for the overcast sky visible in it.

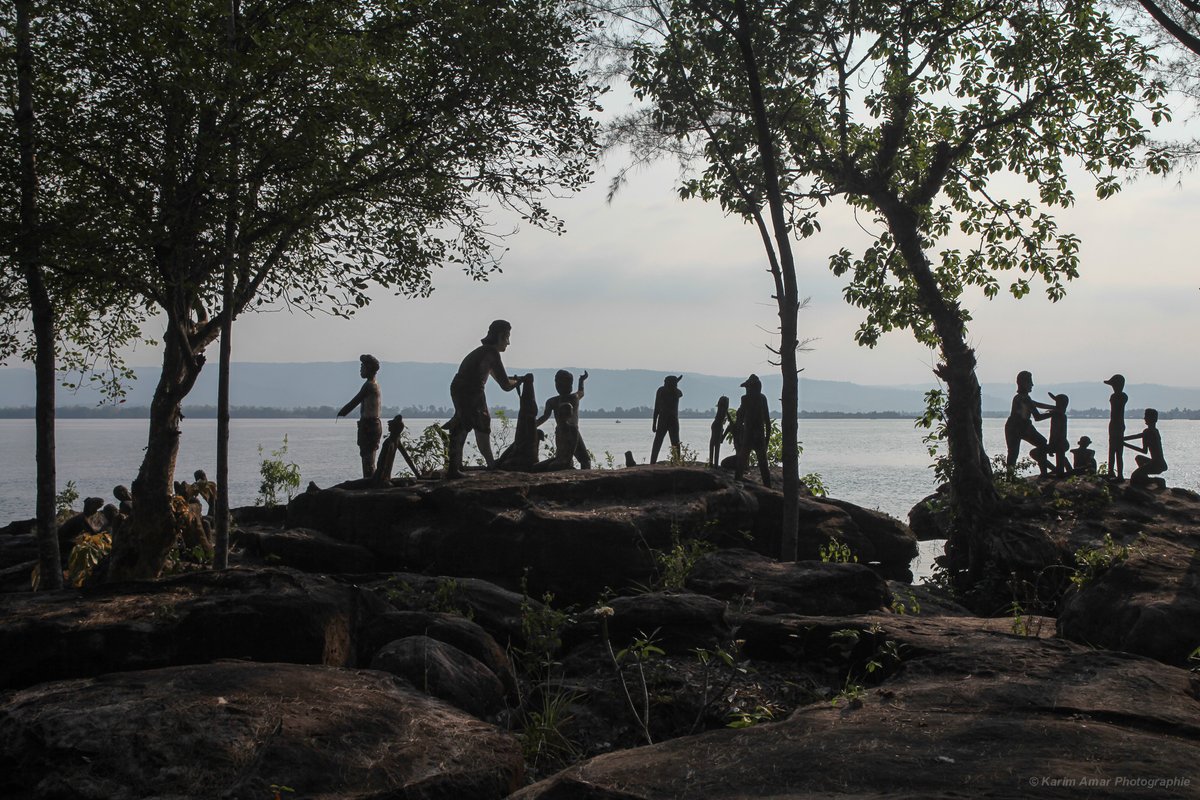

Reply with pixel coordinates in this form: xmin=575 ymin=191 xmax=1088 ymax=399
xmin=152 ymin=145 xmax=1194 ymax=390
xmin=91 ymin=62 xmax=1197 ymax=392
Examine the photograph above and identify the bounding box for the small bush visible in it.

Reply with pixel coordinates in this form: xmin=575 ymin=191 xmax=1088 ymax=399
xmin=257 ymin=436 xmax=300 ymax=507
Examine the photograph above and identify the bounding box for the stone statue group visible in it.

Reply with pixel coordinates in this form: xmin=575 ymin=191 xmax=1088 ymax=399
xmin=1005 ymin=371 xmax=1167 ymax=488
xmin=337 ymin=320 xmax=777 ymax=487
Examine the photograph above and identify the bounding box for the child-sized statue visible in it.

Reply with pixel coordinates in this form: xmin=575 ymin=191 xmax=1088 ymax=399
xmin=1104 ymin=373 xmax=1128 ymax=480
xmin=1071 ymin=436 xmax=1097 ymax=474
xmin=709 ymin=395 xmax=733 ymax=467
xmin=337 ymin=354 xmax=383 ymax=479
xmin=533 ymin=395 xmax=580 ymax=472
xmin=535 ymin=369 xmax=590 ymax=469
xmin=734 ymin=374 xmax=771 ymax=487
xmin=1004 ymin=370 xmax=1054 ymax=476
xmin=496 ymin=373 xmax=541 ymax=471
xmin=371 ymin=415 xmax=423 ymax=485
xmin=1124 ymin=408 xmax=1167 ymax=489
xmin=1045 ymin=392 xmax=1071 ymax=475
xmin=445 ymin=320 xmax=522 ymax=478
xmin=651 ymin=374 xmax=683 ymax=464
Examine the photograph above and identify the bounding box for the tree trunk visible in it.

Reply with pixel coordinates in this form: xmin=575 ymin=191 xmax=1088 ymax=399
xmin=15 ymin=0 xmax=63 ymax=590
xmin=878 ymin=198 xmax=997 ymax=579
xmin=734 ymin=0 xmax=801 ymax=560
xmin=108 ymin=320 xmax=204 ymax=581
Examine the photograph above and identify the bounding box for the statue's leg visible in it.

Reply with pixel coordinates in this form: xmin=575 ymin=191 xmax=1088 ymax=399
xmin=475 ymin=429 xmax=496 ymax=467
xmin=758 ymin=444 xmax=771 ymax=487
xmin=650 ymin=428 xmax=666 ymax=463
xmin=447 ymin=426 xmax=467 ymax=477
xmin=574 ymin=435 xmax=591 ymax=469
xmin=669 ymin=422 xmax=681 ymax=462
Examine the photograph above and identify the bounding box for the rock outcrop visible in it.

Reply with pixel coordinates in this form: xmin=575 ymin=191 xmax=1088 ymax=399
xmin=515 ymin=614 xmax=1200 ymax=800
xmin=288 ymin=465 xmax=918 ymax=602
xmin=0 ymin=661 xmax=524 ymax=800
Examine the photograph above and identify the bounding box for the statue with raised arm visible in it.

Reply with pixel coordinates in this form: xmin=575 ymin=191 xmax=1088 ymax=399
xmin=445 ymin=320 xmax=521 ymax=478
xmin=1104 ymin=373 xmax=1128 ymax=480
xmin=533 ymin=395 xmax=580 ymax=472
xmin=535 ymin=369 xmax=590 ymax=469
xmin=650 ymin=374 xmax=683 ymax=464
xmin=1124 ymin=408 xmax=1167 ymax=489
xmin=1004 ymin=370 xmax=1053 ymax=476
xmin=734 ymin=374 xmax=772 ymax=487
xmin=337 ymin=354 xmax=382 ymax=479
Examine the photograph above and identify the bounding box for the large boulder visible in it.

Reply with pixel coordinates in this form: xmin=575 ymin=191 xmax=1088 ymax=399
xmin=233 ymin=525 xmax=377 ymax=573
xmin=514 ymin=614 xmax=1200 ymax=799
xmin=910 ymin=477 xmax=1200 ymax=630
xmin=288 ymin=466 xmax=919 ymax=603
xmin=1057 ymin=486 xmax=1200 ymax=667
xmin=370 ymin=635 xmax=507 ymax=719
xmin=685 ymin=548 xmax=891 ymax=616
xmin=360 ymin=609 xmax=517 ymax=698
xmin=0 ymin=661 xmax=523 ymax=800
xmin=0 ymin=567 xmax=379 ymax=691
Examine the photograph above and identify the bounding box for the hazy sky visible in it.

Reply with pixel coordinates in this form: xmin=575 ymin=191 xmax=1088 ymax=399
xmin=99 ymin=68 xmax=1199 ymax=390
xmin=171 ymin=146 xmax=1196 ymax=389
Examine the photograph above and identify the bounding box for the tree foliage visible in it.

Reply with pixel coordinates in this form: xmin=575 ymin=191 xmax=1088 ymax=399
xmin=2 ymin=0 xmax=602 ymax=579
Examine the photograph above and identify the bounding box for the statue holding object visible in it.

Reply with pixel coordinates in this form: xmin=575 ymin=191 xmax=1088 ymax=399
xmin=337 ymin=354 xmax=382 ymax=479
xmin=650 ymin=374 xmax=683 ymax=464
xmin=445 ymin=320 xmax=522 ymax=478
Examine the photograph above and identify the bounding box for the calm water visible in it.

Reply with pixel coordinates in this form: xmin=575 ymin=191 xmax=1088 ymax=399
xmin=3 ymin=417 xmax=1197 ymax=576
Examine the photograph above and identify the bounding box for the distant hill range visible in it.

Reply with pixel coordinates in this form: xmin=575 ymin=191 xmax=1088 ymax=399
xmin=1 ymin=362 xmax=1198 ymax=416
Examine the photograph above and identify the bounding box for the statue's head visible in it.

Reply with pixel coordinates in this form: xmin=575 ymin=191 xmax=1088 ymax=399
xmin=1104 ymin=373 xmax=1125 ymax=391
xmin=387 ymin=414 xmax=405 ymax=436
xmin=194 ymin=469 xmax=207 ymax=482
xmin=83 ymin=496 xmax=105 ymax=515
xmin=1049 ymin=392 xmax=1068 ymax=409
xmin=360 ymin=353 xmax=380 ymax=378
xmin=554 ymin=369 xmax=572 ymax=393
xmin=1145 ymin=407 xmax=1158 ymax=424
xmin=717 ymin=395 xmax=729 ymax=410
xmin=741 ymin=373 xmax=762 ymax=391
xmin=482 ymin=319 xmax=512 ymax=349
xmin=1016 ymin=370 xmax=1033 ymax=391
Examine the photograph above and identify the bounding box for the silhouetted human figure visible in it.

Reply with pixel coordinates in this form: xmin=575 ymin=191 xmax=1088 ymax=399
xmin=650 ymin=375 xmax=683 ymax=463
xmin=496 ymin=373 xmax=541 ymax=471
xmin=338 ymin=354 xmax=382 ymax=479
xmin=536 ymin=369 xmax=590 ymax=469
xmin=191 ymin=469 xmax=217 ymax=516
xmin=1045 ymin=392 xmax=1071 ymax=475
xmin=1071 ymin=436 xmax=1097 ymax=474
xmin=533 ymin=397 xmax=580 ymax=472
xmin=1125 ymin=408 xmax=1167 ymax=489
xmin=372 ymin=414 xmax=423 ymax=484
xmin=445 ymin=320 xmax=521 ymax=478
xmin=709 ymin=395 xmax=733 ymax=467
xmin=624 ymin=450 xmax=636 ymax=468
xmin=1005 ymin=371 xmax=1054 ymax=476
xmin=1104 ymin=374 xmax=1128 ymax=480
xmin=734 ymin=374 xmax=771 ymax=487
xmin=57 ymin=496 xmax=105 ymax=564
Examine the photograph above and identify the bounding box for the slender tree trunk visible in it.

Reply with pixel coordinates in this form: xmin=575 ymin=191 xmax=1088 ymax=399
xmin=108 ymin=320 xmax=204 ymax=580
xmin=734 ymin=0 xmax=801 ymax=560
xmin=878 ymin=198 xmax=997 ymax=579
xmin=15 ymin=0 xmax=63 ymax=590
xmin=214 ymin=0 xmax=240 ymax=570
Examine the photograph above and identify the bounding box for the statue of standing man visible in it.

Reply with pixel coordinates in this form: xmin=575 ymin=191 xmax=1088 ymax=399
xmin=338 ymin=354 xmax=382 ymax=479
xmin=445 ymin=320 xmax=522 ymax=478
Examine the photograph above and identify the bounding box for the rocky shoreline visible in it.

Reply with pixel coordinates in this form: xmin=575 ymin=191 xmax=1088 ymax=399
xmin=1 ymin=465 xmax=1197 ymax=798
